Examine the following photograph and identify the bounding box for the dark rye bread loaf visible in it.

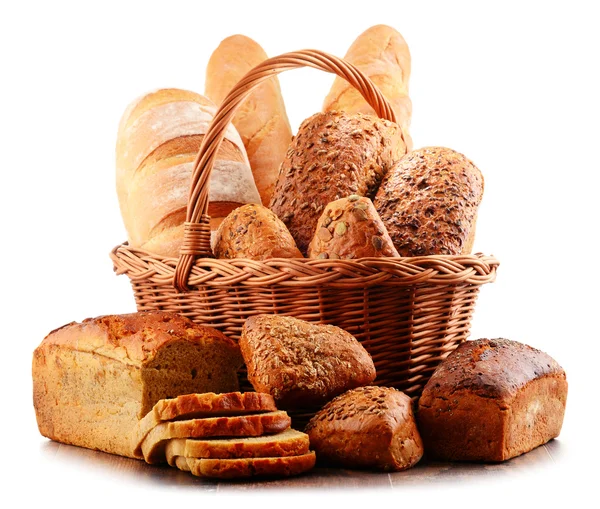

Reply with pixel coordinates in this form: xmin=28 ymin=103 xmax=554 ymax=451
xmin=240 ymin=314 xmax=376 ymax=409
xmin=269 ymin=111 xmax=406 ymax=254
xmin=306 ymin=386 xmax=423 ymax=471
xmin=417 ymin=338 xmax=568 ymax=462
xmin=373 ymin=146 xmax=484 ymax=256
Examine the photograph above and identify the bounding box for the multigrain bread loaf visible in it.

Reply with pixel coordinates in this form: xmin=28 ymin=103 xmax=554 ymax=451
xmin=165 ymin=428 xmax=310 ymax=463
xmin=306 ymin=386 xmax=423 ymax=471
xmin=116 ymin=88 xmax=260 ymax=257
xmin=32 ymin=311 xmax=243 ymax=458
xmin=307 ymin=195 xmax=399 ymax=259
xmin=205 ymin=35 xmax=293 ymax=205
xmin=374 ymin=146 xmax=484 ymax=256
xmin=213 ymin=203 xmax=302 ymax=260
xmin=269 ymin=111 xmax=407 ymax=254
xmin=179 ymin=452 xmax=317 ymax=479
xmin=141 ymin=411 xmax=292 ymax=464
xmin=240 ymin=315 xmax=376 ymax=409
xmin=323 ymin=25 xmax=413 ymax=150
xmin=417 ymin=338 xmax=568 ymax=462
xmin=132 ymin=392 xmax=277 ymax=458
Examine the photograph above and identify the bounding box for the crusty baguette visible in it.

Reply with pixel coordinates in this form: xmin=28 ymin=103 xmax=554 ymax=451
xmin=417 ymin=339 xmax=568 ymax=462
xmin=373 ymin=146 xmax=484 ymax=256
xmin=213 ymin=203 xmax=302 ymax=260
xmin=165 ymin=428 xmax=310 ymax=464
xmin=116 ymin=88 xmax=261 ymax=257
xmin=269 ymin=111 xmax=406 ymax=254
xmin=240 ymin=314 xmax=376 ymax=409
xmin=32 ymin=312 xmax=242 ymax=459
xmin=306 ymin=386 xmax=423 ymax=471
xmin=307 ymin=195 xmax=399 ymax=259
xmin=141 ymin=411 xmax=292 ymax=464
xmin=323 ymin=25 xmax=413 ymax=150
xmin=131 ymin=392 xmax=277 ymax=459
xmin=179 ymin=452 xmax=316 ymax=479
xmin=205 ymin=35 xmax=292 ymax=206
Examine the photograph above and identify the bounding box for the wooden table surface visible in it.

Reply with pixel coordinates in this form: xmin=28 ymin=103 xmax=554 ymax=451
xmin=39 ymin=438 xmax=563 ymax=492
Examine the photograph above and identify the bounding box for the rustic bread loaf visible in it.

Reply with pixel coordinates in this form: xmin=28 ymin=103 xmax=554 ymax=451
xmin=205 ymin=35 xmax=293 ymax=205
xmin=165 ymin=428 xmax=310 ymax=464
xmin=307 ymin=195 xmax=399 ymax=259
xmin=417 ymin=338 xmax=568 ymax=462
xmin=269 ymin=111 xmax=406 ymax=254
xmin=132 ymin=391 xmax=277 ymax=458
xmin=141 ymin=411 xmax=292 ymax=464
xmin=323 ymin=24 xmax=413 ymax=150
xmin=373 ymin=146 xmax=484 ymax=256
xmin=179 ymin=452 xmax=316 ymax=479
xmin=306 ymin=386 xmax=423 ymax=471
xmin=240 ymin=314 xmax=376 ymax=409
xmin=32 ymin=311 xmax=242 ymax=459
xmin=213 ymin=203 xmax=302 ymax=260
xmin=116 ymin=88 xmax=260 ymax=257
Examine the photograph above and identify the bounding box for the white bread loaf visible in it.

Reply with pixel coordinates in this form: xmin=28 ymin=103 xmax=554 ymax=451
xmin=116 ymin=88 xmax=261 ymax=258
xmin=205 ymin=35 xmax=293 ymax=206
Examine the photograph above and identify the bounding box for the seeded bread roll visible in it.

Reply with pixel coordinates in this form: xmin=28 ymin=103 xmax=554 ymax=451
xmin=213 ymin=203 xmax=302 ymax=260
xmin=240 ymin=314 xmax=376 ymax=409
xmin=306 ymin=386 xmax=423 ymax=471
xmin=323 ymin=25 xmax=413 ymax=150
xmin=417 ymin=339 xmax=568 ymax=462
xmin=32 ymin=312 xmax=243 ymax=459
xmin=374 ymin=146 xmax=484 ymax=256
xmin=307 ymin=195 xmax=399 ymax=259
xmin=269 ymin=111 xmax=407 ymax=254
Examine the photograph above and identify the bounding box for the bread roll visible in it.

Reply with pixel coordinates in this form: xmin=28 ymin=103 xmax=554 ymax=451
xmin=323 ymin=25 xmax=413 ymax=150
xmin=307 ymin=195 xmax=399 ymax=259
xmin=306 ymin=386 xmax=423 ymax=471
xmin=373 ymin=146 xmax=484 ymax=256
xmin=205 ymin=35 xmax=292 ymax=205
xmin=32 ymin=311 xmax=243 ymax=458
xmin=116 ymin=88 xmax=261 ymax=257
xmin=213 ymin=203 xmax=302 ymax=260
xmin=240 ymin=314 xmax=376 ymax=409
xmin=417 ymin=338 xmax=568 ymax=462
xmin=269 ymin=111 xmax=406 ymax=254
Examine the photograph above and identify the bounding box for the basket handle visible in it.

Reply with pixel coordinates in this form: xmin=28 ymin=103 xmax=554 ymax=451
xmin=174 ymin=49 xmax=404 ymax=291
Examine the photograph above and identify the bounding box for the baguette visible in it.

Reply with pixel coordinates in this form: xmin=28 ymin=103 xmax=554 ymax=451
xmin=205 ymin=35 xmax=292 ymax=205
xmin=323 ymin=25 xmax=413 ymax=150
xmin=115 ymin=88 xmax=260 ymax=257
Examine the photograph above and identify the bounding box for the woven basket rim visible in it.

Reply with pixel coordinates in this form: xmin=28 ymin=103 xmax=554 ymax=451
xmin=111 ymin=242 xmax=499 ymax=289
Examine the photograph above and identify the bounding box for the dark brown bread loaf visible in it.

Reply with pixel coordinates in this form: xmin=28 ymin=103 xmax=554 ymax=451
xmin=307 ymin=195 xmax=399 ymax=259
xmin=417 ymin=338 xmax=568 ymax=462
xmin=269 ymin=111 xmax=406 ymax=254
xmin=213 ymin=203 xmax=302 ymax=260
xmin=373 ymin=146 xmax=484 ymax=256
xmin=240 ymin=315 xmax=376 ymax=409
xmin=306 ymin=386 xmax=423 ymax=471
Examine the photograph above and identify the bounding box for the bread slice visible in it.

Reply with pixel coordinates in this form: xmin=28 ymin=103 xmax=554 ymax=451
xmin=141 ymin=411 xmax=291 ymax=464
xmin=131 ymin=392 xmax=277 ymax=458
xmin=165 ymin=428 xmax=310 ymax=466
xmin=175 ymin=452 xmax=317 ymax=479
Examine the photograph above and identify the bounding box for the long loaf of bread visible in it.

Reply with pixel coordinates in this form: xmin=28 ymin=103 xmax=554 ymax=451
xmin=323 ymin=25 xmax=413 ymax=150
xmin=116 ymin=88 xmax=261 ymax=258
xmin=205 ymin=35 xmax=292 ymax=206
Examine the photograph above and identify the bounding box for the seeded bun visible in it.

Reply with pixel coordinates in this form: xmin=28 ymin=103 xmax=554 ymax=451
xmin=306 ymin=386 xmax=423 ymax=471
xmin=269 ymin=111 xmax=407 ymax=254
xmin=307 ymin=195 xmax=399 ymax=259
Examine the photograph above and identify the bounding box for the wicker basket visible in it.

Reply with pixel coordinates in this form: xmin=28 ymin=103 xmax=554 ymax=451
xmin=110 ymin=49 xmax=499 ymax=426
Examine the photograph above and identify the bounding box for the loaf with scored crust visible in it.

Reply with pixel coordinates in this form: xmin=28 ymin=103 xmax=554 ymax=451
xmin=417 ymin=338 xmax=568 ymax=462
xmin=32 ymin=311 xmax=243 ymax=458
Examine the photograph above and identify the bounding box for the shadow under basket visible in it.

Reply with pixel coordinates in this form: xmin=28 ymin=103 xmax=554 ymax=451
xmin=110 ymin=49 xmax=499 ymax=429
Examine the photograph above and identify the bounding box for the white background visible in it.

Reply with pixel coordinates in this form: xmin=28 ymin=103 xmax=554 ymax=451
xmin=2 ymin=1 xmax=598 ymax=507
